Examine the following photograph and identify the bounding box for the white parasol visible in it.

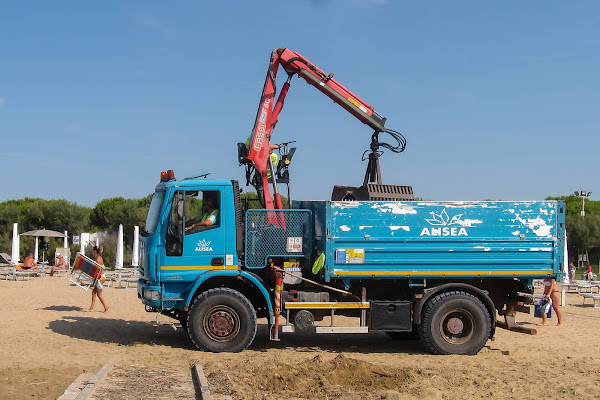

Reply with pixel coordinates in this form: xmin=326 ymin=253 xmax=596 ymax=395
xmin=11 ymin=223 xmax=19 ymax=265
xmin=132 ymin=226 xmax=139 ymax=267
xmin=116 ymin=224 xmax=124 ymax=269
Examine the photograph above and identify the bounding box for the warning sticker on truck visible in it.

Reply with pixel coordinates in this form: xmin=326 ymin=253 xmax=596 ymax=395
xmin=287 ymin=237 xmax=303 ymax=252
xmin=335 ymin=248 xmax=365 ymax=264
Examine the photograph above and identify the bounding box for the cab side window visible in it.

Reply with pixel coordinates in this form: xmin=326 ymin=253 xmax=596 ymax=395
xmin=184 ymin=190 xmax=221 ymax=235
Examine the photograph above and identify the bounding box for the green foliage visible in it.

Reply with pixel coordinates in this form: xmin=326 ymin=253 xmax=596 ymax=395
xmin=241 ymin=191 xmax=289 ymax=209
xmin=0 ymin=198 xmax=91 ymax=260
xmin=90 ymin=197 xmax=149 ymax=246
xmin=546 ymin=195 xmax=600 ymax=217
xmin=566 ymin=213 xmax=600 ymax=257
xmin=546 ymin=196 xmax=600 ymax=262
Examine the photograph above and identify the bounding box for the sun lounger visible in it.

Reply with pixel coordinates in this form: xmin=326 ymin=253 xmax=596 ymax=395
xmin=0 ymin=268 xmax=11 ymax=280
xmin=581 ymin=293 xmax=600 ymax=308
xmin=0 ymin=253 xmax=13 ymax=265
xmin=115 ymin=269 xmax=139 ymax=289
xmin=1 ymin=253 xmax=43 ymax=280
xmin=11 ymin=267 xmax=39 ymax=281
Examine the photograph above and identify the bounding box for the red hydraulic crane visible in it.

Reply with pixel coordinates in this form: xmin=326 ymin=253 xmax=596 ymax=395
xmin=240 ymin=47 xmax=406 ymax=211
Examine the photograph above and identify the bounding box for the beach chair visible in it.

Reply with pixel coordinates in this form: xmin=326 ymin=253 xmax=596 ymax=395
xmin=0 ymin=253 xmax=14 ymax=265
xmin=0 ymin=253 xmax=40 ymax=280
xmin=0 ymin=268 xmax=11 ymax=280
xmin=117 ymin=268 xmax=139 ymax=289
xmin=6 ymin=254 xmax=42 ymax=279
xmin=10 ymin=266 xmax=39 ymax=281
xmin=69 ymin=253 xmax=103 ymax=291
xmin=0 ymin=253 xmax=11 ymax=280
xmin=52 ymin=248 xmax=71 ymax=277
xmin=581 ymin=293 xmax=600 ymax=308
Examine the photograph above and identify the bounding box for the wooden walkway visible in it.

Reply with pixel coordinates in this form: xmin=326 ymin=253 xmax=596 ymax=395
xmin=57 ymin=359 xmax=230 ymax=400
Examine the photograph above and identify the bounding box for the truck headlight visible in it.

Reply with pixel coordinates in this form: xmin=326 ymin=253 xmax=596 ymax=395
xmin=144 ymin=290 xmax=160 ymax=301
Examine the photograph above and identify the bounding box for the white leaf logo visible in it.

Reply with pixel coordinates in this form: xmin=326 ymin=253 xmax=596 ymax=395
xmin=425 ymin=209 xmax=463 ymax=226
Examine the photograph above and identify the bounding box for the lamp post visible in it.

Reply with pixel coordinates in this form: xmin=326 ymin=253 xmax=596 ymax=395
xmin=574 ymin=190 xmax=592 ymax=217
xmin=574 ymin=190 xmax=593 ymax=271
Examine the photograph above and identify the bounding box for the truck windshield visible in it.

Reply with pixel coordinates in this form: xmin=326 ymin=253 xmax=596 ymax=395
xmin=143 ymin=190 xmax=166 ymax=236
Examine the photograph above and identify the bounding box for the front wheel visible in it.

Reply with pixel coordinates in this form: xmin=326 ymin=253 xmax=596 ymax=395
xmin=187 ymin=288 xmax=257 ymax=352
xmin=419 ymin=291 xmax=491 ymax=355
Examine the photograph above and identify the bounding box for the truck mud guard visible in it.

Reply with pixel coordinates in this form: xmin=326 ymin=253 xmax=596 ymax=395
xmin=183 ymin=270 xmax=274 ymax=322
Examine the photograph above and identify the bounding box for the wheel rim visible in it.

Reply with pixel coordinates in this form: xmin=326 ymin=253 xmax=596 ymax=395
xmin=203 ymin=305 xmax=240 ymax=342
xmin=438 ymin=308 xmax=475 ymax=345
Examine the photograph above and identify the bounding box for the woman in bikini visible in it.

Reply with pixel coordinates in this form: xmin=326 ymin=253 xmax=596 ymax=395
xmin=85 ymin=246 xmax=109 ymax=313
xmin=541 ymin=278 xmax=562 ymax=326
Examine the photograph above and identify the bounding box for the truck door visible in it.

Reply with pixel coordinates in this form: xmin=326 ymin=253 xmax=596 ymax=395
xmin=162 ymin=188 xmax=227 ymax=281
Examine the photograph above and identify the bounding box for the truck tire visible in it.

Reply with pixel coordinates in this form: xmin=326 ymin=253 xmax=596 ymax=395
xmin=179 ymin=311 xmax=188 ymax=333
xmin=187 ymin=288 xmax=257 ymax=352
xmin=418 ymin=291 xmax=490 ymax=355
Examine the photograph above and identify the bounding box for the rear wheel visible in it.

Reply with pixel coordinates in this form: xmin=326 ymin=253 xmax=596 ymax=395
xmin=187 ymin=288 xmax=257 ymax=352
xmin=419 ymin=291 xmax=491 ymax=355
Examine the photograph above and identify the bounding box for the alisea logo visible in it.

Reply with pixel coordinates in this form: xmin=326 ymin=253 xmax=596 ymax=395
xmin=195 ymin=239 xmax=213 ymax=252
xmin=421 ymin=209 xmax=468 ymax=237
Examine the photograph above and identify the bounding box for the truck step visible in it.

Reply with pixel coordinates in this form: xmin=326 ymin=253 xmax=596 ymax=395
xmin=316 ymin=327 xmax=369 ymax=334
xmin=284 ymin=301 xmax=369 ymax=310
xmin=281 ymin=326 xmax=369 ymax=334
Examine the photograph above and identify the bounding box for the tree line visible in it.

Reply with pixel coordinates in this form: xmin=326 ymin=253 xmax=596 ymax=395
xmin=0 ymin=193 xmax=598 ymax=269
xmin=0 ymin=196 xmax=151 ymax=268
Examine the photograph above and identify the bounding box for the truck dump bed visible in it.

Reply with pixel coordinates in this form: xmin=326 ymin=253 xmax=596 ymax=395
xmin=302 ymin=201 xmax=565 ymax=281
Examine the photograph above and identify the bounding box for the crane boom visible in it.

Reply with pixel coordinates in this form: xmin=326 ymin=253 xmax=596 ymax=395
xmin=243 ymin=47 xmax=397 ymax=211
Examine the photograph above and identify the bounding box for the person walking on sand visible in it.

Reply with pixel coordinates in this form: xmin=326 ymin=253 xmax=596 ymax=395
xmin=85 ymin=246 xmax=109 ymax=313
xmin=541 ymin=278 xmax=562 ymax=326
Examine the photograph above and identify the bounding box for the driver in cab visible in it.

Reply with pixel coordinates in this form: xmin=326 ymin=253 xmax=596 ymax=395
xmin=185 ymin=195 xmax=219 ymax=232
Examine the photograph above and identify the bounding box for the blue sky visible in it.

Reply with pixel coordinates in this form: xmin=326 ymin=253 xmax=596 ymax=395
xmin=1 ymin=1 xmax=598 ymax=207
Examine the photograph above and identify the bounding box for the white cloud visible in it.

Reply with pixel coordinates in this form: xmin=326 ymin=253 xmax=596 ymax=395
xmin=0 ymin=98 xmax=6 ymax=106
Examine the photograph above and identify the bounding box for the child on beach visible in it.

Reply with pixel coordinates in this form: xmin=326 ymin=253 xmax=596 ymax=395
xmin=85 ymin=246 xmax=109 ymax=313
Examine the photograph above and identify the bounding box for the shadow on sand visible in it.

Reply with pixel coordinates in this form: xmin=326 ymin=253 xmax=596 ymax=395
xmin=39 ymin=305 xmax=83 ymax=312
xmin=48 ymin=315 xmax=194 ymax=349
xmin=249 ymin=325 xmax=427 ymax=355
xmin=48 ymin=315 xmax=427 ymax=355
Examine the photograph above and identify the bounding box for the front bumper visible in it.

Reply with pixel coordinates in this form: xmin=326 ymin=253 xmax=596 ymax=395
xmin=137 ymin=279 xmax=161 ymax=308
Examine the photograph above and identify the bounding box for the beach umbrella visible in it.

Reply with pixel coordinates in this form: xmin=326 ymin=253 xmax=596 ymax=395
xmin=63 ymin=231 xmax=68 ymax=248
xmin=116 ymin=224 xmax=124 ymax=269
xmin=20 ymin=230 xmax=64 ymax=263
xmin=80 ymin=233 xmax=85 ymax=255
xmin=11 ymin=223 xmax=19 ymax=265
xmin=132 ymin=226 xmax=139 ymax=267
xmin=20 ymin=229 xmax=67 ymax=238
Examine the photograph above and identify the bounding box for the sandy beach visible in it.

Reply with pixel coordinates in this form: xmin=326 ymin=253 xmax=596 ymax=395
xmin=1 ymin=276 xmax=599 ymax=399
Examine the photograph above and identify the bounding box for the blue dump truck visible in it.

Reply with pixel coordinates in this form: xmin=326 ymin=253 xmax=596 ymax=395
xmin=138 ymin=174 xmax=565 ymax=355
